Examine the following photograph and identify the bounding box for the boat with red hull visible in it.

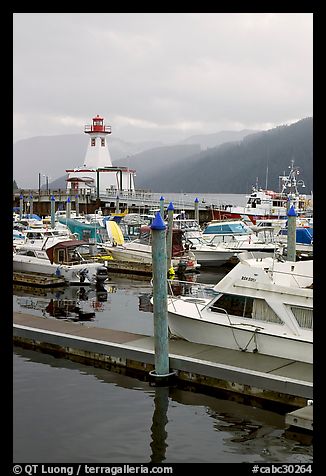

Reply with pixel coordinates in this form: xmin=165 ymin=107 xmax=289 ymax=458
xmin=211 ymin=161 xmax=311 ymax=225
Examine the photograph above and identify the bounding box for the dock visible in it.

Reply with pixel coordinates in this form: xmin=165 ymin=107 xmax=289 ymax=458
xmin=106 ymin=259 xmax=152 ymax=276
xmin=13 ymin=271 xmax=67 ymax=287
xmin=13 ymin=312 xmax=313 ymax=417
xmin=285 ymin=404 xmax=313 ymax=431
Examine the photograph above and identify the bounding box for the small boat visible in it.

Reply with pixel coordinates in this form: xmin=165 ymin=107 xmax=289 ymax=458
xmin=167 ymin=253 xmax=313 ymax=363
xmin=106 ymin=225 xmax=200 ymax=273
xmin=202 ymin=219 xmax=280 ymax=253
xmin=13 ymin=239 xmax=109 ymax=285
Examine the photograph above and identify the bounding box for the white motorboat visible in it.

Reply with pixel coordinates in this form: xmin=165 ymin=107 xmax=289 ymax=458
xmin=106 ymin=225 xmax=200 ymax=273
xmin=167 ymin=253 xmax=313 ymax=363
xmin=13 ymin=239 xmax=109 ymax=285
xmin=202 ymin=218 xmax=280 ymax=253
xmin=184 ymin=236 xmax=238 ymax=267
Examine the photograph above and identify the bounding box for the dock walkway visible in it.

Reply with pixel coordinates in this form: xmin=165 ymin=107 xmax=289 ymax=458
xmin=13 ymin=312 xmax=312 ymax=414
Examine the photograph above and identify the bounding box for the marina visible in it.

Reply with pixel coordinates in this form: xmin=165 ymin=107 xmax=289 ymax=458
xmin=12 ymin=115 xmax=313 ymax=464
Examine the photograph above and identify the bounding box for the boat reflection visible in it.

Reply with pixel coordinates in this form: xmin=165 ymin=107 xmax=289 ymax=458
xmin=14 ymin=283 xmax=118 ymax=322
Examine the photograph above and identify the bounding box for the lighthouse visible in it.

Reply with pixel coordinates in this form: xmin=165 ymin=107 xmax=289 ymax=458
xmin=66 ymin=114 xmax=136 ymax=195
xmin=83 ymin=114 xmax=112 ymax=168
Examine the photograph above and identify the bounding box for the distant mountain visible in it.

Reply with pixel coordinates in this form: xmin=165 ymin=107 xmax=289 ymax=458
xmin=13 ymin=134 xmax=163 ymax=188
xmin=113 ymin=144 xmax=202 ymax=186
xmin=179 ymin=129 xmax=258 ymax=149
xmin=13 ymin=120 xmax=312 ymax=193
xmin=139 ymin=117 xmax=313 ymax=193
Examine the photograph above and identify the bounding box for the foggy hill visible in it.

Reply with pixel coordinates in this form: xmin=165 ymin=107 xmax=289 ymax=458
xmin=13 ymin=128 xmax=256 ymax=189
xmin=179 ymin=129 xmax=258 ymax=149
xmin=13 ymin=134 xmax=163 ymax=188
xmin=138 ymin=117 xmax=313 ymax=193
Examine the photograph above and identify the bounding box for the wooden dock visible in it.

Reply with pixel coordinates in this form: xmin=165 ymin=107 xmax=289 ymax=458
xmin=13 ymin=312 xmax=313 ymax=416
xmin=106 ymin=259 xmax=152 ymax=276
xmin=13 ymin=271 xmax=67 ymax=287
xmin=285 ymin=404 xmax=313 ymax=431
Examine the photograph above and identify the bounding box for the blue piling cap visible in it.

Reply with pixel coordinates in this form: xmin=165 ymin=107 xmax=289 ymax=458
xmin=287 ymin=205 xmax=297 ymax=217
xmin=51 ymin=195 xmax=55 ymax=201
xmin=167 ymin=201 xmax=174 ymax=211
xmin=19 ymin=194 xmax=23 ymax=199
xmin=75 ymin=194 xmax=79 ymax=198
xmin=160 ymin=195 xmax=165 ymax=201
xmin=151 ymin=211 xmax=166 ymax=230
xmin=29 ymin=194 xmax=33 ymax=199
xmin=67 ymin=196 xmax=71 ymax=203
xmin=194 ymin=197 xmax=199 ymax=203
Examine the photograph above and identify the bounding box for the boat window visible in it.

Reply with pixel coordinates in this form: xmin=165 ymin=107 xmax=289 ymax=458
xmin=210 ymin=294 xmax=283 ymax=323
xmin=57 ymin=249 xmax=65 ymax=263
xmin=210 ymin=294 xmax=253 ymax=318
xmin=19 ymin=250 xmax=36 ymax=257
xmin=291 ymin=306 xmax=313 ymax=329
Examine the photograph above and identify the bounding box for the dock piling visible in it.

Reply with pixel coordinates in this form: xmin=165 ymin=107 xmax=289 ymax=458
xmin=150 ymin=212 xmax=175 ymax=383
xmin=66 ymin=196 xmax=71 ymax=219
xmin=166 ymin=202 xmax=174 ymax=272
xmin=287 ymin=204 xmax=297 ymax=262
xmin=50 ymin=195 xmax=55 ymax=228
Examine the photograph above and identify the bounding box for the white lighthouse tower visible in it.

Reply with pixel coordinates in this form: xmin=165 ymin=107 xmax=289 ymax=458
xmin=66 ymin=114 xmax=136 ymax=195
xmin=83 ymin=114 xmax=113 ymax=168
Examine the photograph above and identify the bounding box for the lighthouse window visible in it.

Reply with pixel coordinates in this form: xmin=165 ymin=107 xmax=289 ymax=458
xmin=91 ymin=138 xmax=96 ymax=147
xmin=101 ymin=138 xmax=105 ymax=147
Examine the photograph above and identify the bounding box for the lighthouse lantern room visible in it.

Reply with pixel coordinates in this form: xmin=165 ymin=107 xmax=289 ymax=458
xmin=66 ymin=115 xmax=136 ymax=195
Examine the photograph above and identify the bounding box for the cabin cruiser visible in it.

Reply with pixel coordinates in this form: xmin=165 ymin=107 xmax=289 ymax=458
xmin=167 ymin=252 xmax=313 ymax=363
xmin=13 ymin=239 xmax=109 ymax=285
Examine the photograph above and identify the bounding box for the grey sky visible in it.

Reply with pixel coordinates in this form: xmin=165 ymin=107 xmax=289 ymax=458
xmin=13 ymin=13 xmax=313 ymax=144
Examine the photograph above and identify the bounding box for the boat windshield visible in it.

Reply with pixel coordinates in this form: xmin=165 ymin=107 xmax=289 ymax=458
xmin=203 ymin=222 xmax=252 ymax=235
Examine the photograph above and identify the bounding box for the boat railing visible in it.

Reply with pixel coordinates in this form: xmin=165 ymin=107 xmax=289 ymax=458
xmin=266 ymin=269 xmax=313 ymax=288
xmin=167 ymin=279 xmax=218 ymax=316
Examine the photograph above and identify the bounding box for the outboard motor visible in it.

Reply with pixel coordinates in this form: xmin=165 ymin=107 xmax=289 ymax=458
xmin=78 ymin=268 xmax=89 ymax=283
xmin=176 ymin=260 xmax=187 ymax=275
xmin=96 ymin=266 xmax=109 ymax=288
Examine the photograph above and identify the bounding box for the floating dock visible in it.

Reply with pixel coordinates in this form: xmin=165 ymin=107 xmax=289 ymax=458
xmin=13 ymin=272 xmax=67 ymax=287
xmin=13 ymin=312 xmax=313 ymax=418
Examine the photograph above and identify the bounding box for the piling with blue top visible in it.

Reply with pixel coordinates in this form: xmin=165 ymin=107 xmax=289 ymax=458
xmin=66 ymin=196 xmax=71 ymax=219
xmin=159 ymin=196 xmax=165 ymax=218
xmin=115 ymin=195 xmax=120 ymax=214
xmin=287 ymin=204 xmax=297 ymax=262
xmin=166 ymin=202 xmax=174 ymax=271
xmin=149 ymin=212 xmax=174 ymax=382
xmin=75 ymin=194 xmax=79 ymax=217
xmin=50 ymin=195 xmax=56 ymax=229
xmin=194 ymin=197 xmax=199 ymax=223
xmin=29 ymin=194 xmax=33 ymax=216
xmin=19 ymin=194 xmax=23 ymax=219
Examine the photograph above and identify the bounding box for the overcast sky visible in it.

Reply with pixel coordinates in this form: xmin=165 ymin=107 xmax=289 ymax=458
xmin=13 ymin=13 xmax=313 ymax=145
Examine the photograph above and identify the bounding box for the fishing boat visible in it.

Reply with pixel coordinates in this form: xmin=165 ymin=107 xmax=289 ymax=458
xmin=167 ymin=253 xmax=313 ymax=363
xmin=13 ymin=239 xmax=109 ymax=285
xmin=210 ymin=161 xmax=311 ymax=225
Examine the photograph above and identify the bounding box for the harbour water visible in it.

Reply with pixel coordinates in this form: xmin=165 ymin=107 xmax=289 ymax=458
xmin=13 ymin=268 xmax=313 ymax=464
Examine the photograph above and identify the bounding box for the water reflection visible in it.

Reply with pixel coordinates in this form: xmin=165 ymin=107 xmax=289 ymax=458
xmin=13 ymin=346 xmax=313 ymax=464
xmin=150 ymin=386 xmax=169 ymax=463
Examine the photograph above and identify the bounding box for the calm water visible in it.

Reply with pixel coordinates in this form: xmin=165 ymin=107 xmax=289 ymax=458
xmin=13 ymin=269 xmax=313 ymax=464
xmin=13 ymin=348 xmax=312 ymax=464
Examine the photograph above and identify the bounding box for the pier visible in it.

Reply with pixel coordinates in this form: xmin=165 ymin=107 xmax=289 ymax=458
xmin=13 ymin=312 xmax=313 ymax=420
xmin=13 ymin=189 xmax=216 ymax=225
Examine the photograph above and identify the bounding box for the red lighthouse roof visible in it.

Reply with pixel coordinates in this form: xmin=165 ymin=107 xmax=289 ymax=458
xmin=84 ymin=114 xmax=111 ymax=134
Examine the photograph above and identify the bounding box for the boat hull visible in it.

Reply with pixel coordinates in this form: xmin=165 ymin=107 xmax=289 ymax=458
xmin=167 ymin=307 xmax=313 ymax=364
xmin=13 ymin=255 xmax=104 ymax=285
